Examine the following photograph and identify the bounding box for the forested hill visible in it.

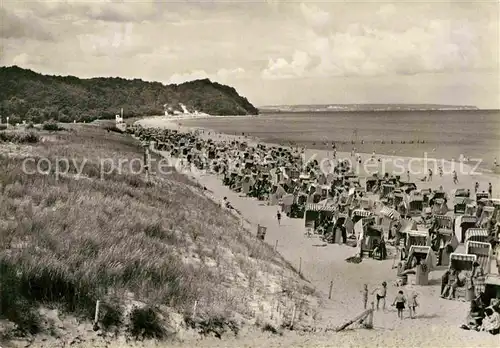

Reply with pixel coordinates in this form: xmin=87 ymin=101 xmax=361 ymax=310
xmin=0 ymin=66 xmax=259 ymax=123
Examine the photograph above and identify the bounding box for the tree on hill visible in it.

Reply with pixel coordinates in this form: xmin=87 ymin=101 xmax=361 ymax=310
xmin=0 ymin=66 xmax=259 ymax=123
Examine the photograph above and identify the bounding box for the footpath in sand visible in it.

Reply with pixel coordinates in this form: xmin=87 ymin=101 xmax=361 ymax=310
xmin=137 ymin=116 xmax=500 ymax=347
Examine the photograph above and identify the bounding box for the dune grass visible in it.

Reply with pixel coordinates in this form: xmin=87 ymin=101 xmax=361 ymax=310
xmin=0 ymin=125 xmax=315 ymax=339
xmin=0 ymin=130 xmax=40 ymax=144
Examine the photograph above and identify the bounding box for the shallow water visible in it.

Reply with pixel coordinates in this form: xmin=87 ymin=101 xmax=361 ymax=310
xmin=180 ymin=110 xmax=500 ymax=168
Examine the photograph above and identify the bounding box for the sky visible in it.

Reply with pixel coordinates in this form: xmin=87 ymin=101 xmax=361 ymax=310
xmin=1 ymin=0 xmax=499 ymax=108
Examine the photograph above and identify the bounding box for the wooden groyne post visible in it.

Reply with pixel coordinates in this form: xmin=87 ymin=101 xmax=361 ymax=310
xmin=328 ymin=280 xmax=333 ymax=299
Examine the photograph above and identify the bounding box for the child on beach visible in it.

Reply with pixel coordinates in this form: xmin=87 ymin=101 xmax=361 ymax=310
xmin=362 ymin=284 xmax=369 ymax=309
xmin=372 ymin=281 xmax=387 ymax=311
xmin=392 ymin=290 xmax=406 ymax=320
xmin=407 ymin=291 xmax=419 ymax=319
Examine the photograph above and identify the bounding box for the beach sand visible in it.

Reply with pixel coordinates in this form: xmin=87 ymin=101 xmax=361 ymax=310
xmin=135 ymin=116 xmax=500 ymax=347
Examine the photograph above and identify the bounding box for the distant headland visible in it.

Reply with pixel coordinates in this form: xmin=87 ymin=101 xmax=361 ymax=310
xmin=0 ymin=66 xmax=259 ymax=124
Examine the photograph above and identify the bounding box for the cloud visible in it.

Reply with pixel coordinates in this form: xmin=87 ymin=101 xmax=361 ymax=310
xmin=21 ymin=0 xmax=163 ymax=23
xmin=0 ymin=7 xmax=53 ymax=41
xmin=261 ymin=51 xmax=311 ymax=79
xmin=261 ymin=2 xmax=497 ymax=79
xmin=299 ymin=3 xmax=330 ymax=28
xmin=167 ymin=68 xmax=246 ymax=84
xmin=77 ymin=22 xmax=147 ymax=57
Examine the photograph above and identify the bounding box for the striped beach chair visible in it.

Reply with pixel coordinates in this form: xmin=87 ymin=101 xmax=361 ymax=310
xmin=381 ymin=184 xmax=395 ymax=199
xmin=379 ymin=206 xmax=401 ymax=221
xmin=476 ymin=192 xmax=489 ymax=201
xmin=405 ymin=229 xmax=430 ymax=254
xmin=351 ymin=209 xmax=372 ymax=225
xmin=456 ymin=215 xmax=478 ymax=243
xmin=434 ymin=215 xmax=454 ymax=233
xmin=409 ymin=191 xmax=424 ymax=214
xmin=407 ymin=245 xmax=436 ymax=271
xmin=450 ymin=253 xmax=477 ymax=271
xmin=465 ymin=241 xmax=492 ymax=274
xmin=352 ymin=209 xmax=371 ymax=217
xmin=306 ymin=203 xmax=336 ymax=213
xmin=465 ymin=228 xmax=489 ymax=243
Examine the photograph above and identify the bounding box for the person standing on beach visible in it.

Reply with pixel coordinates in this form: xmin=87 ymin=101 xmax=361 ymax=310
xmin=453 ymin=170 xmax=458 ymax=184
xmin=428 ymin=169 xmax=433 ymax=182
xmin=438 ymin=166 xmax=443 ymax=177
xmin=392 ymin=290 xmax=406 ymax=320
xmin=488 ymin=183 xmax=493 ymax=197
xmin=276 ymin=210 xmax=281 ymax=225
xmin=372 ymin=281 xmax=387 ymax=311
xmin=475 ymin=182 xmax=480 ymax=193
xmin=407 ymin=291 xmax=419 ymax=319
xmin=406 ymin=170 xmax=410 ymax=182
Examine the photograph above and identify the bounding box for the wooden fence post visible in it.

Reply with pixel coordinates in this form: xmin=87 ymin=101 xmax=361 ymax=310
xmin=328 ymin=280 xmax=333 ymax=299
xmin=192 ymin=300 xmax=198 ymax=320
xmin=365 ymin=302 xmax=374 ymax=329
xmin=290 ymin=303 xmax=296 ymax=329
xmin=94 ymin=300 xmax=100 ymax=326
xmin=275 ymin=239 xmax=278 ymax=251
xmin=299 ymin=257 xmax=302 ymax=275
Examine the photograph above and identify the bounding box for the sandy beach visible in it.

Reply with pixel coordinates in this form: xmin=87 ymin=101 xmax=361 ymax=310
xmin=133 ymin=115 xmax=500 ymax=347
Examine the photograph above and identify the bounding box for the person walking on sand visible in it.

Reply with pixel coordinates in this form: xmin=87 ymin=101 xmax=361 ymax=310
xmin=276 ymin=210 xmax=281 ymax=225
xmin=362 ymin=284 xmax=369 ymax=309
xmin=392 ymin=290 xmax=406 ymax=320
xmin=372 ymin=281 xmax=387 ymax=311
xmin=453 ymin=170 xmax=458 ymax=184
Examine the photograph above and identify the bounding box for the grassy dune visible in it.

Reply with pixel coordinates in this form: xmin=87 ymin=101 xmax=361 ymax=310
xmin=0 ymin=125 xmax=317 ymax=343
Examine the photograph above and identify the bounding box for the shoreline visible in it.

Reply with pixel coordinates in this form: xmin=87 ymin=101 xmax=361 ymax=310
xmin=166 ymin=113 xmax=500 ymax=175
xmin=147 ymin=114 xmax=499 ymax=173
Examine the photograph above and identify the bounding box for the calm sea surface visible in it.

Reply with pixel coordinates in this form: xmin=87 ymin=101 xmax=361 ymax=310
xmin=180 ymin=110 xmax=500 ymax=167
